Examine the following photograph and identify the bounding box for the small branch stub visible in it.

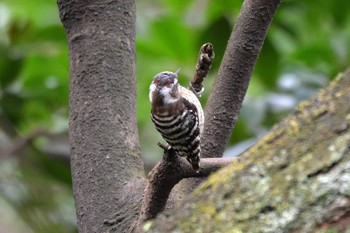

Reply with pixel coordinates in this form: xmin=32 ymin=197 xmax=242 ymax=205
xmin=190 ymin=43 xmax=215 ymax=97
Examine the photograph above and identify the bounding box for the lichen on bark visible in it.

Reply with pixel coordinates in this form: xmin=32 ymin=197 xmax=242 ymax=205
xmin=148 ymin=71 xmax=350 ymax=233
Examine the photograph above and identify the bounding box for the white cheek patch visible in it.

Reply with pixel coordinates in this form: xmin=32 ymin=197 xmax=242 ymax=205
xmin=149 ymin=82 xmax=156 ymax=103
xmin=160 ymin=86 xmax=178 ymax=104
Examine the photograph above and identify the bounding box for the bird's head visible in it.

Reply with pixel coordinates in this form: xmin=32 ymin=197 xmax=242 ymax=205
xmin=149 ymin=70 xmax=180 ymax=104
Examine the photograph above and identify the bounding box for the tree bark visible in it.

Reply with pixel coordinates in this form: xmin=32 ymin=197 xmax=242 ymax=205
xmin=136 ymin=147 xmax=234 ymax=228
xmin=57 ymin=1 xmax=145 ymax=232
xmin=148 ymin=70 xmax=350 ymax=233
xmin=202 ymin=0 xmax=281 ymax=158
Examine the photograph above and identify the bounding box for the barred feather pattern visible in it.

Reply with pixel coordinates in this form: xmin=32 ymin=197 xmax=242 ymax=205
xmin=150 ymin=72 xmax=203 ymax=172
xmin=151 ymin=102 xmax=201 ymax=171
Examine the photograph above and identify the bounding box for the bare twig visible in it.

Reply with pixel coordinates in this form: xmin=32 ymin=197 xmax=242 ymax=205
xmin=0 ymin=128 xmax=70 ymax=163
xmin=189 ymin=43 xmax=215 ymax=97
xmin=1 ymin=128 xmax=49 ymax=157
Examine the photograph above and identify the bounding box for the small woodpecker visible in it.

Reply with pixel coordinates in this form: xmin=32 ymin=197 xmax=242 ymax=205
xmin=149 ymin=71 xmax=204 ymax=172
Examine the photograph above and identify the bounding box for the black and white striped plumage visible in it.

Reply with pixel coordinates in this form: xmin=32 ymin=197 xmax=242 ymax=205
xmin=149 ymin=71 xmax=204 ymax=172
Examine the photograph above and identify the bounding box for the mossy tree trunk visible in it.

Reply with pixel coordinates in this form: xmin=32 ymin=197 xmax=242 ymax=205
xmin=149 ymin=71 xmax=350 ymax=233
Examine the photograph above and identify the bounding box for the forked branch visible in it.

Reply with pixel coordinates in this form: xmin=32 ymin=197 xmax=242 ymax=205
xmin=135 ymin=144 xmax=235 ymax=229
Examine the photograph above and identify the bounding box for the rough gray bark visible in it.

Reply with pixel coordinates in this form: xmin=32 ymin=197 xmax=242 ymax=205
xmin=148 ymin=70 xmax=350 ymax=233
xmin=57 ymin=1 xmax=145 ymax=232
xmin=136 ymin=146 xmax=234 ymax=228
xmin=201 ymin=0 xmax=282 ymax=158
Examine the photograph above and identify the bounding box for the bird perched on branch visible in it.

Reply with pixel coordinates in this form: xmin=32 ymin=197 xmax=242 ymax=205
xmin=149 ymin=70 xmax=204 ymax=172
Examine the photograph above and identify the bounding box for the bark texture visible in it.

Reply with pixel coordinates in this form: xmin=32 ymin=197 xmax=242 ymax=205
xmin=136 ymin=146 xmax=234 ymax=228
xmin=201 ymin=0 xmax=281 ymax=158
xmin=57 ymin=1 xmax=145 ymax=232
xmin=149 ymin=71 xmax=350 ymax=233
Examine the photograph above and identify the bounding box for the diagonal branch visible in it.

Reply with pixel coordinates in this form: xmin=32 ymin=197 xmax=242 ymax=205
xmin=134 ymin=145 xmax=236 ymax=230
xmin=201 ymin=0 xmax=282 ymax=158
xmin=0 ymin=128 xmax=49 ymax=158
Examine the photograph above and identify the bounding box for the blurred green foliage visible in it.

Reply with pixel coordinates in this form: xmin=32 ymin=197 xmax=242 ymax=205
xmin=0 ymin=0 xmax=349 ymax=232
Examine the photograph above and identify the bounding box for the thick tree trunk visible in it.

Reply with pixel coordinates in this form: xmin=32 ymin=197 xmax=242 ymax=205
xmin=149 ymin=70 xmax=350 ymax=233
xmin=57 ymin=1 xmax=145 ymax=232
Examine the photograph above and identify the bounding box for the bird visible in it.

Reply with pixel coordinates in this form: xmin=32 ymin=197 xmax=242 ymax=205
xmin=149 ymin=70 xmax=204 ymax=172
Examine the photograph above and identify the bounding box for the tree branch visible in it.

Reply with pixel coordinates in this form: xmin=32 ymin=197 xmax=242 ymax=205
xmin=0 ymin=128 xmax=48 ymax=158
xmin=135 ymin=146 xmax=235 ymax=230
xmin=0 ymin=128 xmax=69 ymax=164
xmin=201 ymin=0 xmax=282 ymax=158
xmin=189 ymin=43 xmax=215 ymax=97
